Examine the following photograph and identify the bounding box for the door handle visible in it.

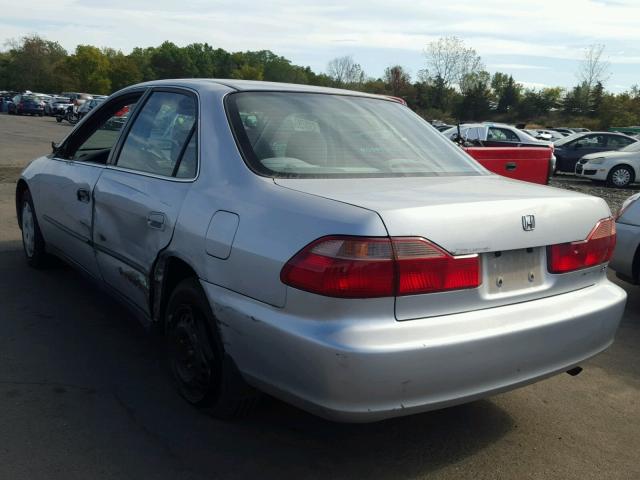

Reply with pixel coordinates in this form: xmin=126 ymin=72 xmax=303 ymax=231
xmin=505 ymin=162 xmax=517 ymax=171
xmin=147 ymin=212 xmax=166 ymax=230
xmin=77 ymin=188 xmax=90 ymax=203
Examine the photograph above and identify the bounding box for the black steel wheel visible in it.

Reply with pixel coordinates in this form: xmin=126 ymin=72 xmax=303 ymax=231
xmin=165 ymin=278 xmax=260 ymax=418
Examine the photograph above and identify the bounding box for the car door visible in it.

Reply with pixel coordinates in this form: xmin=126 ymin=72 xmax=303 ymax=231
xmin=93 ymin=88 xmax=198 ymax=315
xmin=574 ymin=134 xmax=607 ymax=157
xmin=36 ymin=93 xmax=142 ymax=279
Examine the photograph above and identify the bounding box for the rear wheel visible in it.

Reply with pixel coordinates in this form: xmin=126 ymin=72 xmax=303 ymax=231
xmin=607 ymin=165 xmax=633 ymax=188
xmin=20 ymin=189 xmax=48 ymax=268
xmin=165 ymin=278 xmax=259 ymax=418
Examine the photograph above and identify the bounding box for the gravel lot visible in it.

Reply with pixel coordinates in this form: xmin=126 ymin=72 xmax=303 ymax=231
xmin=0 ymin=114 xmax=639 ymax=479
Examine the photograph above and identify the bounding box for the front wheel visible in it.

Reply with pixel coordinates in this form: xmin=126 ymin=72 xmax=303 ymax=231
xmin=607 ymin=165 xmax=634 ymax=188
xmin=20 ymin=189 xmax=48 ymax=268
xmin=165 ymin=278 xmax=259 ymax=418
xmin=56 ymin=116 xmax=62 ymax=123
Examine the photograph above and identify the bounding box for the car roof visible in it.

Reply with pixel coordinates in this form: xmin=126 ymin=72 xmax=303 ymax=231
xmin=125 ymin=78 xmax=390 ymax=100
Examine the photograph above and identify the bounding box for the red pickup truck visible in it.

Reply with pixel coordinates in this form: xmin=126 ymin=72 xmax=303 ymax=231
xmin=464 ymin=146 xmax=554 ymax=185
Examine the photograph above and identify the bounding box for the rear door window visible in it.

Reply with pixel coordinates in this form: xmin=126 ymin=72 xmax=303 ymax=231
xmin=488 ymin=127 xmax=519 ymax=142
xmin=116 ymin=91 xmax=197 ymax=178
xmin=606 ymin=135 xmax=634 ymax=149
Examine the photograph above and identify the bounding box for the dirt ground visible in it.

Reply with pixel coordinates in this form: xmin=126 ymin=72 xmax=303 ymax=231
xmin=0 ymin=114 xmax=638 ymax=479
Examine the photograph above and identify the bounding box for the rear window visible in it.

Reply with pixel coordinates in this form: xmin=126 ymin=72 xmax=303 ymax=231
xmin=225 ymin=92 xmax=486 ymax=178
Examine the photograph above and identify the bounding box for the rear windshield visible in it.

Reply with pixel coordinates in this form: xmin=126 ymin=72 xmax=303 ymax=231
xmin=225 ymin=92 xmax=486 ymax=178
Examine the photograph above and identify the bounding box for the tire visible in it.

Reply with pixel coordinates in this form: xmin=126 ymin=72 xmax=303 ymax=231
xmin=19 ymin=189 xmax=48 ymax=268
xmin=607 ymin=165 xmax=634 ymax=188
xmin=165 ymin=277 xmax=260 ymax=418
xmin=56 ymin=116 xmax=62 ymax=123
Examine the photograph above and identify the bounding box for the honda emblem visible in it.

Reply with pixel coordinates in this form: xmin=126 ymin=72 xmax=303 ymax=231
xmin=522 ymin=215 xmax=535 ymax=231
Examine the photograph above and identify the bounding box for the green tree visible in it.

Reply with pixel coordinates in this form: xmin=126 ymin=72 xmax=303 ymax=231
xmin=384 ymin=65 xmax=411 ymax=97
xmin=105 ymin=50 xmax=143 ymax=92
xmin=2 ymin=34 xmax=67 ymax=92
xmin=149 ymin=41 xmax=197 ymax=79
xmin=65 ymin=45 xmax=111 ymax=93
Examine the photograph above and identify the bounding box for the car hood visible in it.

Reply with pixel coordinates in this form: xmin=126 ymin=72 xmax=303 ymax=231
xmin=274 ymin=175 xmax=610 ymax=255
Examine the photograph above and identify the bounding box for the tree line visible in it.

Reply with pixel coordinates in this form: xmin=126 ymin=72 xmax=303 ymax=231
xmin=1 ymin=34 xmax=639 ymax=128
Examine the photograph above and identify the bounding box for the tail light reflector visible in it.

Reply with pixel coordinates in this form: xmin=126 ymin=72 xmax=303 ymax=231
xmin=548 ymin=217 xmax=616 ymax=273
xmin=280 ymin=236 xmax=480 ymax=298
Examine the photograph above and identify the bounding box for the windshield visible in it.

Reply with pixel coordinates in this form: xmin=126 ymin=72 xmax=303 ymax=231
xmin=226 ymin=92 xmax=486 ymax=178
xmin=621 ymin=140 xmax=640 ymax=152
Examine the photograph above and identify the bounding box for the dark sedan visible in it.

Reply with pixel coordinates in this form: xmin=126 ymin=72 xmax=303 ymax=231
xmin=553 ymin=132 xmax=638 ymax=173
xmin=8 ymin=95 xmax=45 ymax=116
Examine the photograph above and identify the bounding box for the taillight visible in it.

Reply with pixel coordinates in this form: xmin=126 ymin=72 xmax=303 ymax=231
xmin=394 ymin=238 xmax=480 ymax=295
xmin=547 ymin=217 xmax=616 ymax=274
xmin=280 ymin=236 xmax=480 ymax=298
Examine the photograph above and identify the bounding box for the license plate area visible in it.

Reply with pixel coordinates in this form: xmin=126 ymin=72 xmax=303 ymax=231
xmin=485 ymin=248 xmax=544 ymax=294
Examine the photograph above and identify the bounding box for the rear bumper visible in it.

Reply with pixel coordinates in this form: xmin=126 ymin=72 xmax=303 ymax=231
xmin=204 ymin=278 xmax=626 ymax=422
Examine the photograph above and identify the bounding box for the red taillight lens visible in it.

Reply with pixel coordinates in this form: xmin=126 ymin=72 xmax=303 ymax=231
xmin=280 ymin=236 xmax=480 ymax=298
xmin=548 ymin=217 xmax=616 ymax=273
xmin=393 ymin=238 xmax=480 ymax=295
xmin=280 ymin=236 xmax=394 ymax=298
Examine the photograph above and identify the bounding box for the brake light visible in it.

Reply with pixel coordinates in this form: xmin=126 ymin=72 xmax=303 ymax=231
xmin=280 ymin=236 xmax=480 ymax=298
xmin=394 ymin=238 xmax=480 ymax=295
xmin=547 ymin=217 xmax=616 ymax=273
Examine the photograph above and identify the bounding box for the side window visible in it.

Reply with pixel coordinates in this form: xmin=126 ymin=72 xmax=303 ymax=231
xmin=176 ymin=132 xmax=197 ymax=178
xmin=487 ymin=128 xmax=503 ymax=141
xmin=67 ymin=99 xmax=138 ymax=163
xmin=116 ymin=91 xmax=197 ymax=177
xmin=576 ymin=135 xmax=605 ymax=148
xmin=488 ymin=128 xmax=518 ymax=141
xmin=607 ymin=136 xmax=633 ymax=148
xmin=497 ymin=128 xmax=519 ymax=141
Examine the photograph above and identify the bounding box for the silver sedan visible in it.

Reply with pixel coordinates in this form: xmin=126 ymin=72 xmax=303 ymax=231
xmin=611 ymin=193 xmax=640 ymax=283
xmin=16 ymin=79 xmax=626 ymax=422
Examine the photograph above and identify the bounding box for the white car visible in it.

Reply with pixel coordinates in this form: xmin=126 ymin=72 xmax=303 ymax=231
xmin=442 ymin=123 xmax=553 ymax=147
xmin=576 ymin=141 xmax=640 ymax=187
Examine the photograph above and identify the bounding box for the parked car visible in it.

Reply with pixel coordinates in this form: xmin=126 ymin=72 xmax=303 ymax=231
xmin=8 ymin=94 xmax=45 ymax=116
xmin=464 ymin=146 xmax=553 ymax=185
xmin=16 ymin=79 xmax=626 ymax=422
xmin=553 ymin=132 xmax=638 ymax=173
xmin=77 ymin=97 xmax=105 ymax=119
xmin=610 ymin=193 xmax=640 ymax=284
xmin=549 ymin=127 xmax=577 ymax=136
xmin=535 ymin=129 xmax=565 ymax=141
xmin=442 ymin=123 xmax=553 ymax=147
xmin=46 ymin=96 xmax=72 ymax=116
xmin=61 ymin=92 xmax=93 ymax=107
xmin=443 ymin=123 xmax=556 ymax=177
xmin=575 ymin=140 xmax=640 ymax=187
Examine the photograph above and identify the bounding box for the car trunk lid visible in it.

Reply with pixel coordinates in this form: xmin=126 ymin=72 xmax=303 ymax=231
xmin=275 ymin=175 xmax=612 ymax=319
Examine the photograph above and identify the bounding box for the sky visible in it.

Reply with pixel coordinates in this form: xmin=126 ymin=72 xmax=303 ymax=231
xmin=1 ymin=0 xmax=639 ymax=92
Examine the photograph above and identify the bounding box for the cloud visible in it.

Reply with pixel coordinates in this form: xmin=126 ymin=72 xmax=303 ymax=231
xmin=1 ymin=0 xmax=639 ymax=89
xmin=490 ymin=64 xmax=550 ymax=71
